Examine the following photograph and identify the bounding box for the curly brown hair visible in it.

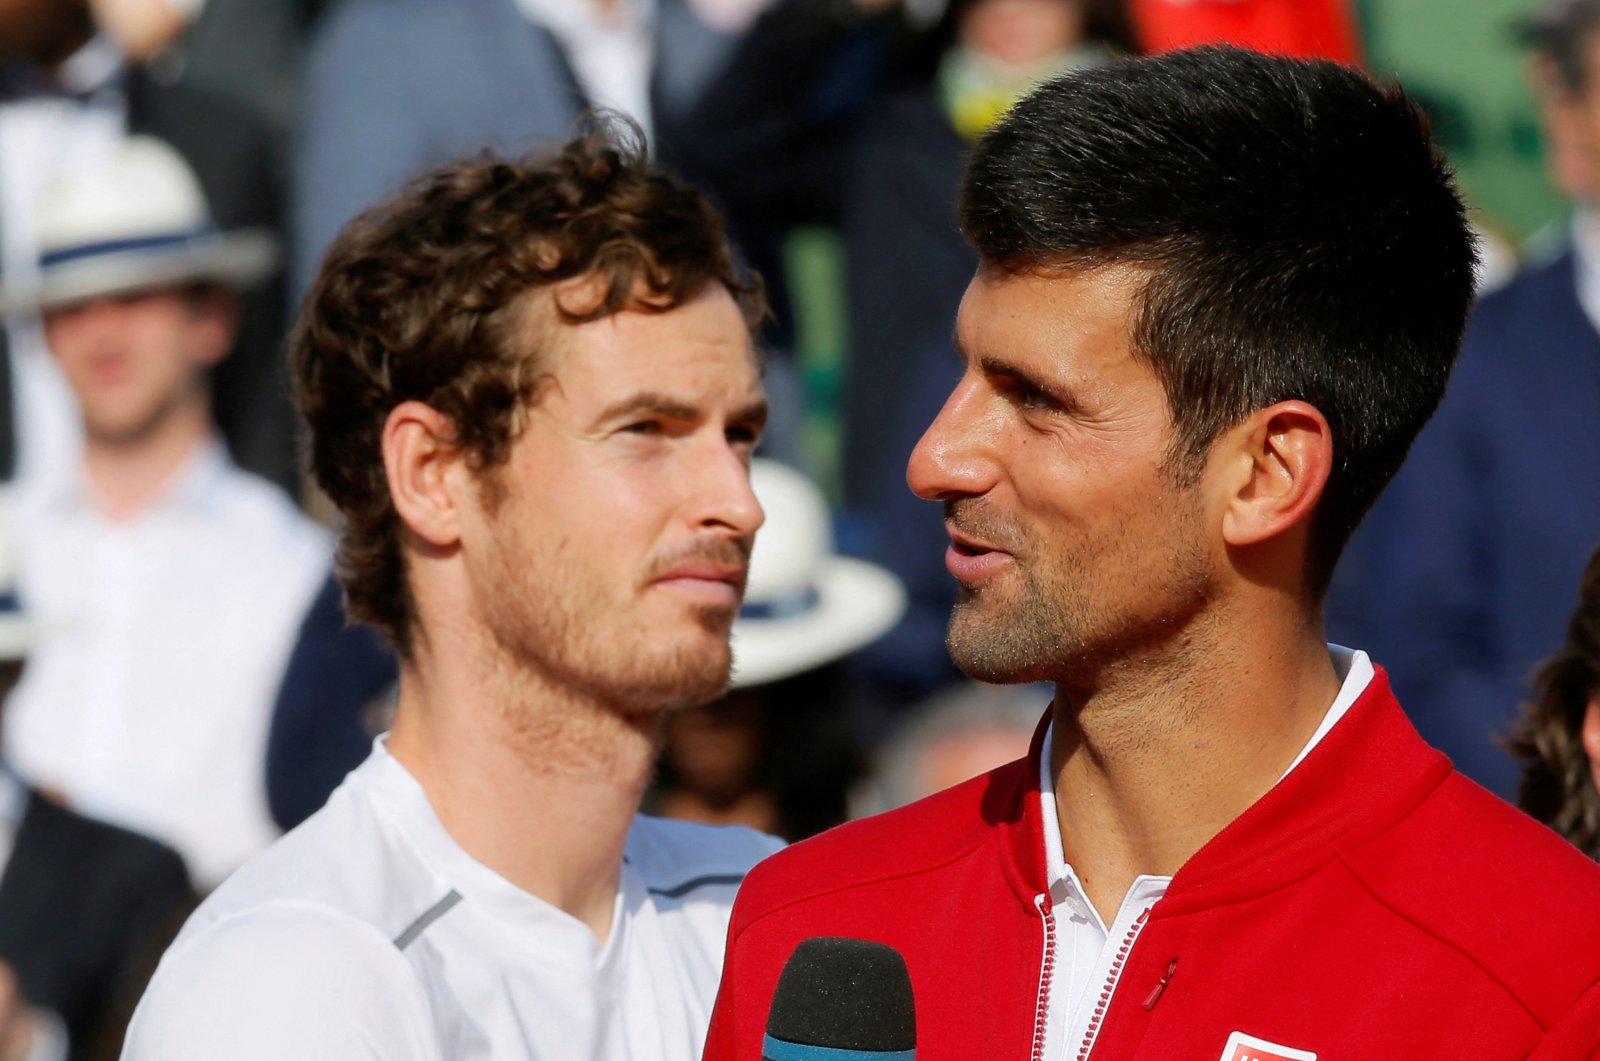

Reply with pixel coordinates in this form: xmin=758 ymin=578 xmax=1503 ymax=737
xmin=1510 ymin=542 xmax=1600 ymax=859
xmin=292 ymin=125 xmax=764 ymax=656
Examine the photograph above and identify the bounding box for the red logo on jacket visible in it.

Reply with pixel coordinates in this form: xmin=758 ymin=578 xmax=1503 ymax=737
xmin=1221 ymin=1030 xmax=1318 ymax=1061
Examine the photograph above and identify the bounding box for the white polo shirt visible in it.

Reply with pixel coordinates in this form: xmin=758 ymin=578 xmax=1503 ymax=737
xmin=2 ymin=441 xmax=330 ymax=888
xmin=122 ymin=741 xmax=784 ymax=1061
xmin=1037 ymin=646 xmax=1375 ymax=1059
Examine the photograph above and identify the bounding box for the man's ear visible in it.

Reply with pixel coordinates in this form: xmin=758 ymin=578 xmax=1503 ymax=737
xmin=1217 ymin=400 xmax=1333 ymax=549
xmin=383 ymin=401 xmax=466 ymax=549
xmin=1581 ymin=693 xmax=1600 ymax=795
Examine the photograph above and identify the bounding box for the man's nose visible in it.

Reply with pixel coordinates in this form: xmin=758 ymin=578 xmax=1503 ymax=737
xmin=696 ymin=444 xmax=765 ymax=537
xmin=907 ymin=375 xmax=995 ymax=502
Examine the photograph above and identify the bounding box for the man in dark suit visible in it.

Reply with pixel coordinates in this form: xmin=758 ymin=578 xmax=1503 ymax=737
xmin=1326 ymin=0 xmax=1600 ymax=798
xmin=0 ymin=509 xmax=194 ymax=1061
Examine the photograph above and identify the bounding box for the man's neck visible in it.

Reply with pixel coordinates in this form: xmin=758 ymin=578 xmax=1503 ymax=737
xmin=1049 ymin=617 xmax=1339 ymax=923
xmin=82 ymin=397 xmax=214 ymax=521
xmin=386 ymin=641 xmax=659 ymax=945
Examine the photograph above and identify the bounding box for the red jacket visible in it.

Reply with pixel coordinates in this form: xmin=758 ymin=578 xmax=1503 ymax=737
xmin=705 ymin=669 xmax=1600 ymax=1059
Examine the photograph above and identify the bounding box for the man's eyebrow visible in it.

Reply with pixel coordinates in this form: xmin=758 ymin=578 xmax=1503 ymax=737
xmin=595 ymin=392 xmax=771 ymax=427
xmin=596 ymin=392 xmax=701 ymax=423
xmin=977 ymin=354 xmax=1081 ymax=412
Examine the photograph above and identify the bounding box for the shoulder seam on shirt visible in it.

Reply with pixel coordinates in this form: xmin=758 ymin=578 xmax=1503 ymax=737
xmin=1333 ymin=853 xmax=1549 ymax=1032
xmin=647 ymin=873 xmax=747 ymax=899
xmin=393 ymin=889 xmax=462 ymax=950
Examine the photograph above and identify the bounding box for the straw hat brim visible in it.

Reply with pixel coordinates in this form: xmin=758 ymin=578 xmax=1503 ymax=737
xmin=1 ymin=228 xmax=280 ymax=315
xmin=729 ymin=556 xmax=907 ymax=689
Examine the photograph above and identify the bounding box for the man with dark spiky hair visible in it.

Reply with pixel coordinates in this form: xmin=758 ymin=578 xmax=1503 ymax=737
xmin=122 ymin=129 xmax=782 ymax=1061
xmin=705 ymin=48 xmax=1600 ymax=1060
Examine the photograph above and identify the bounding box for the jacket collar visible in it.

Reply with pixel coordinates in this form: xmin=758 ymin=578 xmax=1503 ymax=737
xmin=995 ymin=709 xmax=1054 ymax=902
xmin=1002 ymin=666 xmax=1451 ymax=915
xmin=1160 ymin=665 xmax=1450 ymax=915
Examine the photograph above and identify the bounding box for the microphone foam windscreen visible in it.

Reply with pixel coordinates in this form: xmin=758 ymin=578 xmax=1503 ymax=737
xmin=764 ymin=936 xmax=916 ymax=1053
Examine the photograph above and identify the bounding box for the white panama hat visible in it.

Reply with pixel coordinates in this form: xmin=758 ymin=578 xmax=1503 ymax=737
xmin=729 ymin=459 xmax=907 ymax=689
xmin=0 ymin=135 xmax=278 ymax=315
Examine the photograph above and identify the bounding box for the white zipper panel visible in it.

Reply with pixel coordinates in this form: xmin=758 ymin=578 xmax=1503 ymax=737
xmin=1073 ymin=908 xmax=1151 ymax=1061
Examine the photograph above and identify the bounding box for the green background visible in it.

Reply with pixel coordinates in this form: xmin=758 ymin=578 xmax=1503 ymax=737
xmin=1360 ymin=0 xmax=1564 ymax=240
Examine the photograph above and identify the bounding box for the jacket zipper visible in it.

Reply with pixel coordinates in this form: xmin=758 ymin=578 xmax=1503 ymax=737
xmin=1074 ymin=908 xmax=1151 ymax=1061
xmin=1031 ymin=893 xmax=1057 ymax=1061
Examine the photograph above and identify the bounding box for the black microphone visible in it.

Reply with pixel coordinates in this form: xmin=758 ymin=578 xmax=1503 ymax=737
xmin=761 ymin=936 xmax=916 ymax=1061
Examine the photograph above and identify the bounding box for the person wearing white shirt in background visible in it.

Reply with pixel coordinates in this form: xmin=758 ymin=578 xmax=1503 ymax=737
xmin=121 ymin=123 xmax=782 ymax=1061
xmin=0 ymin=136 xmax=331 ymax=891
xmin=0 ymin=497 xmax=195 ymax=1061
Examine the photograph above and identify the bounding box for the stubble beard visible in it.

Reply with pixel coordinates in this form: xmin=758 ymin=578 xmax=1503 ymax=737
xmin=473 ymin=528 xmax=748 ymax=728
xmin=943 ymin=498 xmax=1214 ymax=687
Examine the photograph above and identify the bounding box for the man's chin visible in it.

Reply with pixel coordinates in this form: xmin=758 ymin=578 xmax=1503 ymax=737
xmin=617 ymin=645 xmax=733 ymax=714
xmin=947 ymin=613 xmax=1051 ymax=685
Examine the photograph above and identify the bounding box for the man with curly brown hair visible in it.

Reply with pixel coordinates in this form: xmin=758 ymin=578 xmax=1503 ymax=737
xmin=121 ymin=128 xmax=781 ymax=1061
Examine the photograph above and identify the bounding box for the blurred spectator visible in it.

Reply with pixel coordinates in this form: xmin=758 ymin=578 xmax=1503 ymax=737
xmin=0 ymin=0 xmax=297 ymax=494
xmin=854 ymin=679 xmax=1048 ymax=815
xmin=264 ymin=571 xmax=398 ymax=831
xmin=1510 ymin=540 xmax=1600 ymax=859
xmin=89 ymin=0 xmax=323 ymax=148
xmin=681 ymin=0 xmax=1132 ymax=702
xmin=293 ymin=0 xmax=753 ymax=298
xmin=1326 ymin=0 xmax=1600 ymax=798
xmin=0 ymin=499 xmax=195 ymax=1061
xmin=0 ymin=137 xmax=330 ymax=888
xmin=651 ymin=458 xmax=905 ymax=840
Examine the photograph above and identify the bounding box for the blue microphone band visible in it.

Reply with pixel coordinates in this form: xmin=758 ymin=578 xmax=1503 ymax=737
xmin=761 ymin=1035 xmax=914 ymax=1061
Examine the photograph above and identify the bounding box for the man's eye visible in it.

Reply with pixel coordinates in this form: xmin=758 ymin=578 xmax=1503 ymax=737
xmin=726 ymin=425 xmax=761 ymax=446
xmin=623 ymin=420 xmax=662 ymax=435
xmin=996 ymin=376 xmax=1053 ymax=411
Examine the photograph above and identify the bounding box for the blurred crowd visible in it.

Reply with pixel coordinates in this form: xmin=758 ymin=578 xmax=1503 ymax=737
xmin=0 ymin=0 xmax=1595 ymax=1057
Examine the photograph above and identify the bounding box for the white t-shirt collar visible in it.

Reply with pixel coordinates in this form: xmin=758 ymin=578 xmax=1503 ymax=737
xmin=367 ymin=739 xmax=633 ymax=966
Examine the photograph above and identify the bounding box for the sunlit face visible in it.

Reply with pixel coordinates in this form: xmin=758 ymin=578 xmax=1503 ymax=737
xmin=906 ymin=266 xmax=1217 ymax=684
xmin=458 ymin=283 xmax=767 ymax=716
xmin=44 ymin=288 xmax=229 ymax=447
